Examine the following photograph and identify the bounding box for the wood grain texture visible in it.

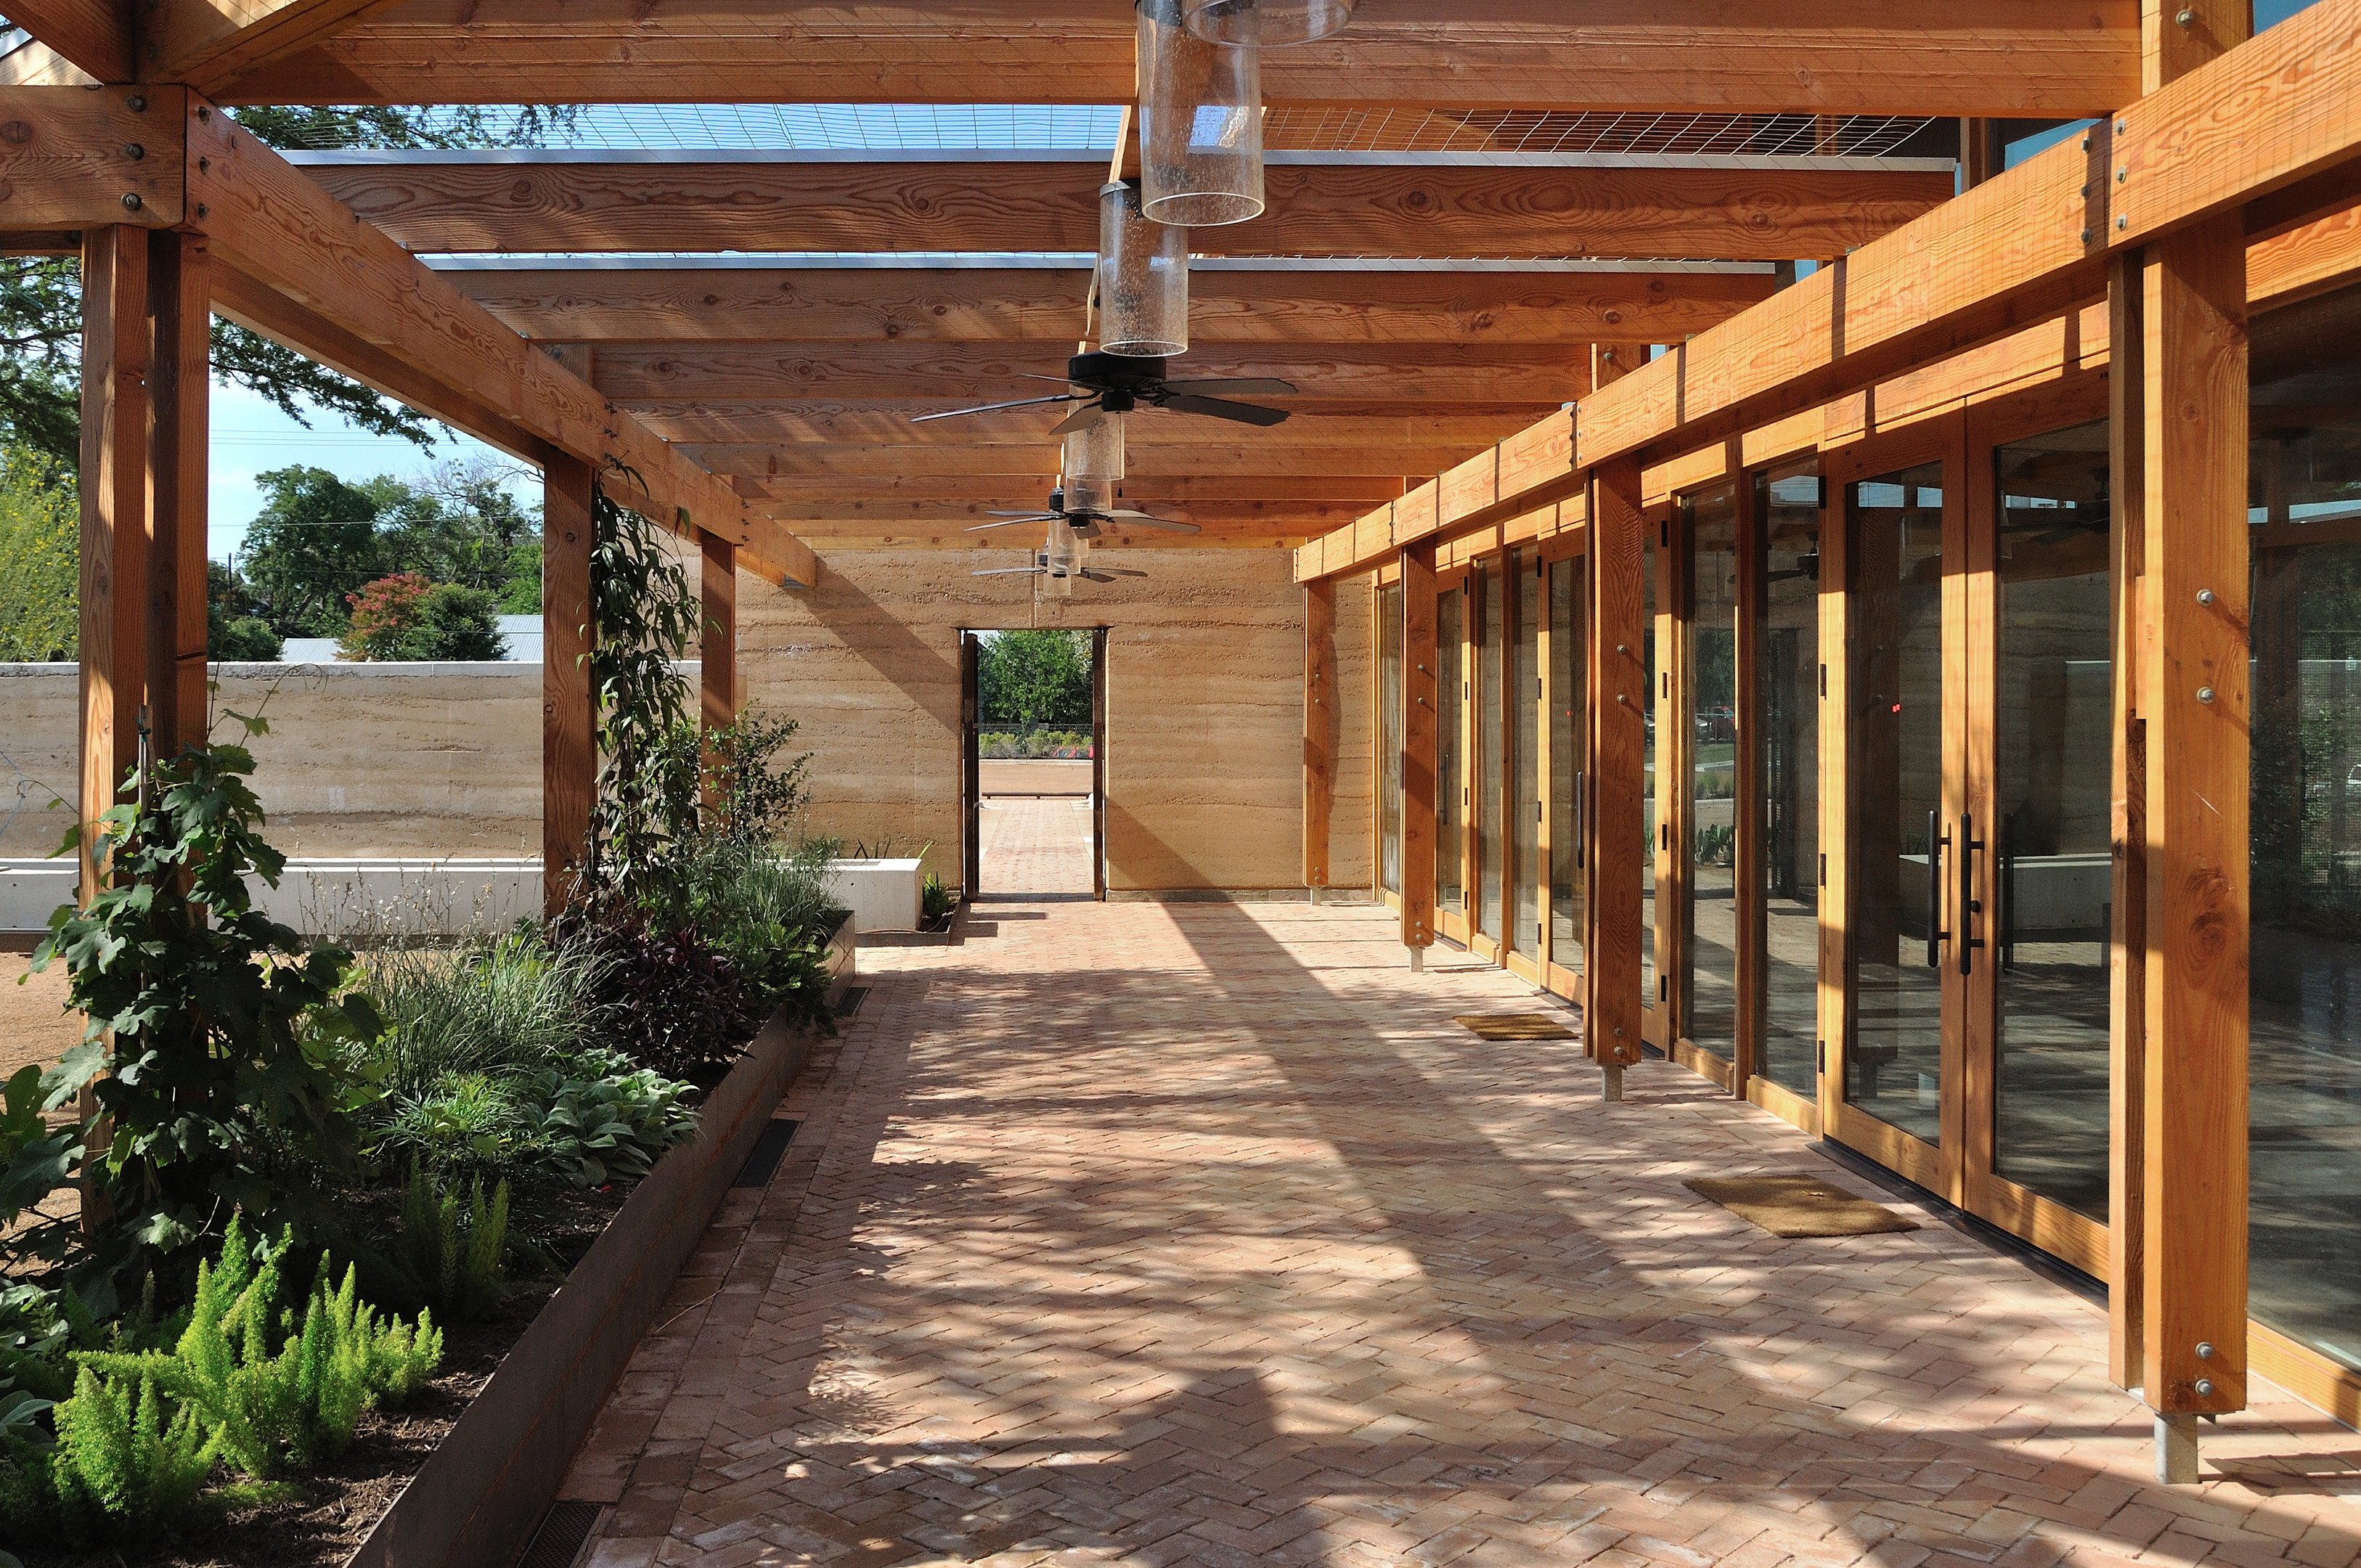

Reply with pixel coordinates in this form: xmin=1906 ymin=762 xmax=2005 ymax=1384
xmin=688 ymin=442 xmax=1502 ymax=481
xmin=146 ymin=230 xmax=209 ymax=758
xmin=2107 ymin=255 xmax=2149 ymax=1397
xmin=632 ymin=402 xmax=1559 ymax=447
xmin=1400 ymin=543 xmax=1438 ymax=947
xmin=181 ymin=97 xmax=817 ymax=589
xmin=542 ymin=453 xmax=594 ymax=918
xmin=1 ymin=0 xmax=131 ymax=81
xmin=1587 ymin=456 xmax=1646 ymax=1065
xmin=1303 ymin=579 xmax=1336 ymax=890
xmin=0 ymin=86 xmax=185 ymax=227
xmin=221 ymin=0 xmax=2134 ymax=115
xmin=1731 ymin=443 xmax=1764 ymax=1095
xmin=301 ymin=157 xmax=1949 ymax=264
xmin=700 ymin=533 xmax=738 ymax=732
xmin=78 ymin=226 xmax=145 ymax=907
xmin=141 ymin=0 xmax=402 ymax=92
xmin=2137 ymin=214 xmax=2249 ymax=1418
xmin=447 ymin=264 xmax=1776 ymax=348
xmin=743 ymin=475 xmax=1403 ymax=507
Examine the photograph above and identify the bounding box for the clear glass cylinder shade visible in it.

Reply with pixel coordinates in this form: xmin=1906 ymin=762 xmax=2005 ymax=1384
xmin=1136 ymin=0 xmax=1265 ymax=226
xmin=1047 ymin=517 xmax=1082 ymax=576
xmin=1062 ymin=412 xmax=1125 ymax=513
xmin=1098 ymin=181 xmax=1188 ymax=356
xmin=1183 ymin=0 xmax=1355 ymax=46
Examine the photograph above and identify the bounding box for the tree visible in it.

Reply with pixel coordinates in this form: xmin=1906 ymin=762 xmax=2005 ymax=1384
xmin=242 ymin=467 xmax=386 ymax=637
xmin=371 ymin=458 xmax=541 ymax=603
xmin=0 ymin=446 xmax=76 ymax=661
xmin=338 ymin=572 xmax=432 ymax=661
xmin=337 ymin=573 xmax=505 ymax=661
xmin=978 ymin=630 xmax=1092 ymax=727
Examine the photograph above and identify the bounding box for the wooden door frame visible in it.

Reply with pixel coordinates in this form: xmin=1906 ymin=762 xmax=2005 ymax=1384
xmin=960 ymin=630 xmax=981 ymax=900
xmin=1091 ymin=626 xmax=1109 ymax=902
xmin=1436 ymin=564 xmax=1473 ymax=948
xmin=1642 ymin=500 xmax=1674 ymax=1048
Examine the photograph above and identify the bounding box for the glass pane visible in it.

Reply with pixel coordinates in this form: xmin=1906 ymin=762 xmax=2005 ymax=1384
xmin=1846 ymin=460 xmax=1945 ymax=1145
xmin=1761 ymin=466 xmax=1824 ymax=1095
xmin=1642 ymin=528 xmax=1658 ymax=1007
xmin=1513 ymin=550 xmax=1541 ymax=960
xmin=1438 ymin=583 xmax=1464 ymax=916
xmin=1687 ymin=486 xmax=1739 ymax=1054
xmin=1379 ymin=581 xmax=1403 ymax=895
xmin=1551 ymin=556 xmax=1586 ymax=970
xmin=1477 ymin=563 xmax=1504 ymax=939
xmin=2250 ymin=279 xmax=2361 ymax=1372
xmin=1991 ymin=420 xmax=2112 ymax=1220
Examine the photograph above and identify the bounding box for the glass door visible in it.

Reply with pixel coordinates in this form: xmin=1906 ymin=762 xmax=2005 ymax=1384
xmin=1437 ymin=575 xmax=1466 ymax=941
xmin=1549 ymin=552 xmax=1587 ymax=987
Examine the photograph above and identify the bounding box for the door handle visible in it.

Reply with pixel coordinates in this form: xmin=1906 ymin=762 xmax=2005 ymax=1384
xmin=1926 ymin=808 xmax=1949 ymax=969
xmin=1574 ymin=770 xmax=1586 ymax=869
xmin=1960 ymin=812 xmax=1986 ymax=976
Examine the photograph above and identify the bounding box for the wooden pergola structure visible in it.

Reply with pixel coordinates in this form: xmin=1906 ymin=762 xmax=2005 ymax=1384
xmin=6 ymin=0 xmax=2357 ymax=1481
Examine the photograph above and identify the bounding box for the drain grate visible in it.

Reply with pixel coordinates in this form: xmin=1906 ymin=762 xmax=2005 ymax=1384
xmin=733 ymin=1118 xmax=800 ymax=1188
xmin=515 ymin=1499 xmax=603 ymax=1568
xmin=834 ymin=985 xmax=870 ymax=1018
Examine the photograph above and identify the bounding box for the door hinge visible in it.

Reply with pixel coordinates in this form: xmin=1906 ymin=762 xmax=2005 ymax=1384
xmin=1819 ymin=663 xmax=1827 ymax=698
xmin=1819 ymin=852 xmax=1827 ymax=886
xmin=1819 ymin=1039 xmax=1827 ymax=1076
xmin=1659 ymin=973 xmax=1669 ymax=1001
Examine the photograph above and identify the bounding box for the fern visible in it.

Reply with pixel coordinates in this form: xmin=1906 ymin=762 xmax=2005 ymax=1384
xmin=396 ymin=1163 xmax=510 ymax=1321
xmin=47 ymin=1367 xmax=216 ymax=1544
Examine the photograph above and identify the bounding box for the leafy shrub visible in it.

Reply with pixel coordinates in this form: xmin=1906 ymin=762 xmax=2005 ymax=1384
xmin=562 ymin=918 xmax=763 ymax=1082
xmin=688 ymin=706 xmax=815 ymax=847
xmin=0 ymin=446 xmax=77 ymax=663
xmin=338 ymin=573 xmax=507 ymax=661
xmin=338 ymin=571 xmax=433 ymax=660
xmin=524 ymin=1059 xmax=699 ymax=1187
xmin=213 ymin=615 xmax=284 ymax=661
xmin=394 ymin=1165 xmax=510 ymax=1323
xmin=376 ymin=1072 xmax=530 ymax=1177
xmin=361 ymin=930 xmax=608 ymax=1103
xmin=923 ymin=872 xmax=955 ymax=925
xmin=39 ymin=1367 xmax=216 ymax=1543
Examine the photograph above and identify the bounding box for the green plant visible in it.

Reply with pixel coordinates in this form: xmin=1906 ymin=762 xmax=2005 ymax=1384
xmin=44 ymin=1367 xmax=216 ymax=1543
xmin=396 ymin=1164 xmax=510 ymax=1322
xmin=378 ymin=1073 xmax=529 ymax=1176
xmin=1695 ymin=822 xmax=1736 ymax=866
xmin=361 ymin=930 xmax=608 ymax=1103
xmin=0 ymin=445 xmax=76 ymax=662
xmin=525 ymin=1060 xmax=700 ymax=1187
xmin=923 ymin=872 xmax=955 ymax=924
xmin=18 ymin=727 xmax=383 ymax=1286
xmin=214 ymin=615 xmax=284 ymax=661
xmin=688 ymin=706 xmax=815 ymax=846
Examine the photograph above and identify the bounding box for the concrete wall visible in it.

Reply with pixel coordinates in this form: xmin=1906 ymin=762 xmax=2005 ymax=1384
xmin=0 ymin=552 xmax=1372 ymax=894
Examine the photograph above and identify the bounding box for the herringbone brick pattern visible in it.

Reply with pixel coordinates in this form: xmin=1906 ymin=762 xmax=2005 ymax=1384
xmin=976 ymin=797 xmax=1096 ymax=896
xmin=568 ymin=900 xmax=2361 ymax=1568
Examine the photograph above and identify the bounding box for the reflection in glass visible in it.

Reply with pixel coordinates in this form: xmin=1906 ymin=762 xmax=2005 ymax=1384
xmin=2249 ymin=279 xmax=2361 ymax=1372
xmin=1477 ymin=563 xmax=1504 ymax=939
xmin=1438 ymin=582 xmax=1464 ymax=917
xmin=1760 ymin=466 xmax=1823 ymax=1095
xmin=1847 ymin=462 xmax=1944 ymax=1145
xmin=1687 ymin=487 xmax=1739 ymax=1055
xmin=1513 ymin=550 xmax=1541 ymax=960
xmin=1551 ymin=556 xmax=1586 ymax=971
xmin=1991 ymin=420 xmax=2113 ymax=1220
xmin=1642 ymin=528 xmax=1658 ymax=1008
xmin=1379 ymin=580 xmax=1403 ymax=896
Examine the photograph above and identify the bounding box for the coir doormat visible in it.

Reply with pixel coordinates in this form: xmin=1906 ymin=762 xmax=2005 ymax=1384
xmin=1684 ymin=1175 xmax=1921 ymax=1238
xmin=1454 ymin=1013 xmax=1578 ymax=1041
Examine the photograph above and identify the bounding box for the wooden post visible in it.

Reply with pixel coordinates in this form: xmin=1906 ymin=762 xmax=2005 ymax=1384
xmin=1303 ymin=579 xmax=1336 ymax=894
xmin=698 ymin=529 xmax=738 ymax=814
xmin=1589 ymin=455 xmax=1647 ymax=1086
xmin=145 ymin=232 xmax=208 ymax=759
xmin=1959 ymin=119 xmax=2001 ymax=189
xmin=78 ymin=226 xmax=148 ymax=901
xmin=543 ymin=454 xmax=595 ymax=918
xmin=2108 ymin=251 xmax=2150 ymax=1399
xmin=1401 ymin=543 xmax=1438 ymax=950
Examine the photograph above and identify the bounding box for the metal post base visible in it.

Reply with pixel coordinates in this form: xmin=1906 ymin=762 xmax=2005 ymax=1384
xmin=2156 ymin=1413 xmax=2200 ymax=1485
xmin=1408 ymin=945 xmax=1424 ymax=973
xmin=1309 ymin=885 xmax=1321 ymax=905
xmin=1602 ymin=1062 xmax=1624 ymax=1103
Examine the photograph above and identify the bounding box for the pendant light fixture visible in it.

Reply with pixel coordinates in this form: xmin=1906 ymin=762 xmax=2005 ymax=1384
xmin=1182 ymin=0 xmax=1355 ymax=46
xmin=1098 ymin=180 xmax=1189 ymax=357
xmin=1062 ymin=412 xmax=1125 ymax=515
xmin=1135 ymin=0 xmax=1265 ymax=226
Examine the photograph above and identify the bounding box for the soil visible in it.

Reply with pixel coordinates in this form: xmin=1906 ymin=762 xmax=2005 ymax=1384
xmin=0 ymin=955 xmax=81 ymax=1086
xmin=13 ymin=1181 xmax=629 ymax=1568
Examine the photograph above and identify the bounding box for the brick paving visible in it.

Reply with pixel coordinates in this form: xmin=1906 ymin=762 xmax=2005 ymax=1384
xmin=976 ymin=797 xmax=1094 ymax=897
xmin=568 ymin=899 xmax=2361 ymax=1568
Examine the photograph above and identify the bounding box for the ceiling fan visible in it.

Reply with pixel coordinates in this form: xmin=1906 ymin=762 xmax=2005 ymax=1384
xmin=973 ymin=515 xmax=1151 ymax=588
xmin=966 ymin=486 xmax=1203 ymax=539
xmin=913 ymin=351 xmax=1295 ymax=436
xmin=974 ymin=550 xmax=1150 ymax=587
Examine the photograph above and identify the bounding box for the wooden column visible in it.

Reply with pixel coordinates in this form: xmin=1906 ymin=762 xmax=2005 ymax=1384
xmin=145 ymin=232 xmax=208 ymax=759
xmin=1960 ymin=119 xmax=2002 ymax=189
xmin=543 ymin=454 xmax=595 ymax=917
xmin=1589 ymin=456 xmax=1647 ymax=1082
xmin=2108 ymin=251 xmax=2151 ymax=1396
xmin=1303 ymin=578 xmax=1336 ymax=893
xmin=699 ymin=528 xmax=739 ymax=816
xmin=78 ymin=226 xmax=149 ymax=899
xmin=1400 ymin=543 xmax=1438 ymax=950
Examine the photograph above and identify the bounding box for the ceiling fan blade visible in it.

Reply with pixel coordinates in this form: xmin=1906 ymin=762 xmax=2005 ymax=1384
xmin=1159 ymin=377 xmax=1297 ymax=396
xmin=984 ymin=510 xmax=1060 ymax=518
xmin=971 ymin=567 xmax=1048 ymax=576
xmin=1103 ymin=512 xmax=1202 ymax=533
xmin=911 ymin=393 xmax=1083 ymax=424
xmin=1048 ymin=403 xmax=1106 ymax=438
xmin=1158 ymin=393 xmax=1291 ymax=428
xmin=1014 ymin=370 xmax=1102 ymax=388
xmin=965 ymin=518 xmax=1053 ymax=532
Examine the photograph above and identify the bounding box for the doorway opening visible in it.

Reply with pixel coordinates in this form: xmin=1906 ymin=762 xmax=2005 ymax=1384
xmin=961 ymin=628 xmax=1106 ymax=900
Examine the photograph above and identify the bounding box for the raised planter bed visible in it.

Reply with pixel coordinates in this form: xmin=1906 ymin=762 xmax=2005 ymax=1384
xmin=340 ymin=1004 xmax=814 ymax=1568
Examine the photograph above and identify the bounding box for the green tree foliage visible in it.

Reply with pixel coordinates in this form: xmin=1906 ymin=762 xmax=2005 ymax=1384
xmin=978 ymin=629 xmax=1093 ymax=726
xmin=0 ymin=446 xmax=76 ymax=661
xmin=205 ymin=560 xmax=282 ymax=660
xmin=337 ymin=573 xmax=506 ymax=661
xmin=242 ymin=466 xmax=385 ymax=637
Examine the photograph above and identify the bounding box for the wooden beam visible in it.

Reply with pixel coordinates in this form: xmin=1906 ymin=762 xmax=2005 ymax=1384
xmin=1304 ymin=578 xmax=1336 ymax=891
xmin=764 ymin=502 xmax=1368 ymax=532
xmin=1587 ymin=454 xmax=1647 ymax=1076
xmin=0 ymin=86 xmax=186 ymax=227
xmin=740 ymin=474 xmax=1407 ymax=507
xmin=699 ymin=532 xmax=738 ymax=735
xmin=78 ymin=224 xmax=146 ymax=907
xmin=590 ymin=342 xmax=1597 ymax=407
xmin=635 ymin=404 xmax=1559 ymax=447
xmin=145 ymin=229 xmax=208 ymax=756
xmin=139 ymin=0 xmax=402 ymax=94
xmin=172 ymin=94 xmax=817 ymax=588
xmin=543 ymin=452 xmax=593 ymax=918
xmin=442 ymin=264 xmax=1778 ymax=348
xmin=1297 ymin=0 xmax=2361 ymax=583
xmin=1400 ymin=542 xmax=1438 ymax=948
xmin=224 ymin=1 xmax=2137 ymax=117
xmin=688 ymin=442 xmax=1507 ymax=481
xmin=299 ymin=154 xmax=1953 ymax=264
xmin=2 ymin=0 xmax=131 ymax=82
